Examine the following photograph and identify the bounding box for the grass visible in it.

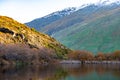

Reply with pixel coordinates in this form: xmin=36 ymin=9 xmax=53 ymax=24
xmin=53 ymin=10 xmax=120 ymax=54
xmin=0 ymin=16 xmax=69 ymax=59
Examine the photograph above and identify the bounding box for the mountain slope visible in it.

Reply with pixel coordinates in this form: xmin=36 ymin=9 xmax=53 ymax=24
xmin=25 ymin=2 xmax=120 ymax=54
xmin=0 ymin=16 xmax=69 ymax=58
xmin=39 ymin=4 xmax=120 ymax=35
xmin=53 ymin=4 xmax=120 ymax=54
xmin=25 ymin=7 xmax=76 ymax=31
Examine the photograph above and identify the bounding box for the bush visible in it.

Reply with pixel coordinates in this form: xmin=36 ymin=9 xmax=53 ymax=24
xmin=112 ymin=50 xmax=120 ymax=60
xmin=68 ymin=50 xmax=94 ymax=61
xmin=95 ymin=52 xmax=106 ymax=61
xmin=0 ymin=43 xmax=57 ymax=65
xmin=37 ymin=47 xmax=57 ymax=63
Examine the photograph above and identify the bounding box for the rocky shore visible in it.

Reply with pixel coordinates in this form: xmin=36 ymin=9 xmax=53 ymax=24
xmin=60 ymin=60 xmax=120 ymax=64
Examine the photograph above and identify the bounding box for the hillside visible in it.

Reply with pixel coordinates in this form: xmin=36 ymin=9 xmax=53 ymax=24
xmin=26 ymin=3 xmax=120 ymax=54
xmin=25 ymin=7 xmax=76 ymax=31
xmin=53 ymin=4 xmax=120 ymax=54
xmin=39 ymin=4 xmax=120 ymax=35
xmin=0 ymin=16 xmax=69 ymax=59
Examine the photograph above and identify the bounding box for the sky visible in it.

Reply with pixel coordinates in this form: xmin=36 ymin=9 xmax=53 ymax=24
xmin=0 ymin=0 xmax=116 ymax=23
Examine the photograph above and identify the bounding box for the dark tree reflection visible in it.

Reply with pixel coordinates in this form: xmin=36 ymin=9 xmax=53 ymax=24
xmin=0 ymin=64 xmax=120 ymax=80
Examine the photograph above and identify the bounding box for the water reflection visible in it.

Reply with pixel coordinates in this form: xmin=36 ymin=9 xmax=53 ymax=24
xmin=0 ymin=64 xmax=120 ymax=80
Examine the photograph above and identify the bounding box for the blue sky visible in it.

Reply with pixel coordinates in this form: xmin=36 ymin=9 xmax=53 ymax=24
xmin=0 ymin=0 xmax=107 ymax=23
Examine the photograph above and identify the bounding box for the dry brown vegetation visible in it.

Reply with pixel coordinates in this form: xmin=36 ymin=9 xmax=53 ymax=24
xmin=0 ymin=16 xmax=69 ymax=60
xmin=68 ymin=50 xmax=120 ymax=61
xmin=67 ymin=50 xmax=94 ymax=61
xmin=0 ymin=43 xmax=57 ymax=65
xmin=1 ymin=43 xmax=120 ymax=66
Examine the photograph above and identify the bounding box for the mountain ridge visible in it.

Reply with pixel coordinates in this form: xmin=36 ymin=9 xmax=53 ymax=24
xmin=25 ymin=7 xmax=77 ymax=31
xmin=26 ymin=1 xmax=120 ymax=35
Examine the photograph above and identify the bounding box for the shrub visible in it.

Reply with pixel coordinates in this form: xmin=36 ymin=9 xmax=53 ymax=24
xmin=112 ymin=50 xmax=120 ymax=60
xmin=95 ymin=52 xmax=106 ymax=61
xmin=68 ymin=50 xmax=94 ymax=61
xmin=31 ymin=28 xmax=38 ymax=33
xmin=0 ymin=43 xmax=57 ymax=65
xmin=37 ymin=47 xmax=57 ymax=63
xmin=104 ymin=53 xmax=112 ymax=60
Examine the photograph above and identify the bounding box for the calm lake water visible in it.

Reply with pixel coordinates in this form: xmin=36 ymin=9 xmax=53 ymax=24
xmin=0 ymin=64 xmax=120 ymax=80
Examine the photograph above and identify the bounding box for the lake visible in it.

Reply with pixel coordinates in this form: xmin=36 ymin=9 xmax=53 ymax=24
xmin=0 ymin=64 xmax=120 ymax=80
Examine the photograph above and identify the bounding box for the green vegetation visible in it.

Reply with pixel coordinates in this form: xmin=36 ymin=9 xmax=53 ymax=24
xmin=31 ymin=27 xmax=39 ymax=33
xmin=54 ymin=11 xmax=120 ymax=54
xmin=0 ymin=16 xmax=70 ymax=65
xmin=26 ymin=4 xmax=120 ymax=54
xmin=52 ymin=4 xmax=120 ymax=54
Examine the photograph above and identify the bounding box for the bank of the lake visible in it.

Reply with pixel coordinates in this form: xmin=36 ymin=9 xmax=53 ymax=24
xmin=60 ymin=60 xmax=120 ymax=64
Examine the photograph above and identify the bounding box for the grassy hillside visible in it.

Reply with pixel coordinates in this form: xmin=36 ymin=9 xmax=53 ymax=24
xmin=40 ymin=4 xmax=120 ymax=35
xmin=25 ymin=4 xmax=120 ymax=54
xmin=25 ymin=15 xmax=62 ymax=31
xmin=0 ymin=16 xmax=69 ymax=59
xmin=53 ymin=6 xmax=120 ymax=54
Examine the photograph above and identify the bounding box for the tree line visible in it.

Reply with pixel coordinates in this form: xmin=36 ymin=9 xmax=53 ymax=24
xmin=68 ymin=50 xmax=120 ymax=61
xmin=0 ymin=43 xmax=120 ymax=65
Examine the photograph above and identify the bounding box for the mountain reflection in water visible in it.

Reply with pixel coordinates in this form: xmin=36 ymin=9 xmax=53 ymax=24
xmin=0 ymin=64 xmax=120 ymax=80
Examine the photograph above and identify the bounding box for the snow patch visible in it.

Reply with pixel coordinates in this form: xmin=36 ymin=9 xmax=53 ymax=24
xmin=44 ymin=7 xmax=77 ymax=18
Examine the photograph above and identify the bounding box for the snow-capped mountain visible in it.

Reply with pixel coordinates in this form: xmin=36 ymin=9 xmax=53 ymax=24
xmin=25 ymin=7 xmax=77 ymax=30
xmin=25 ymin=0 xmax=120 ymax=53
xmin=76 ymin=0 xmax=120 ymax=11
xmin=98 ymin=0 xmax=120 ymax=4
xmin=26 ymin=0 xmax=120 ymax=31
xmin=44 ymin=7 xmax=77 ymax=18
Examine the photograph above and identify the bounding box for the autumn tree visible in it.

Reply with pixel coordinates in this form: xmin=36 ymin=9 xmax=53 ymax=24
xmin=112 ymin=50 xmax=120 ymax=60
xmin=68 ymin=50 xmax=94 ymax=61
xmin=104 ymin=53 xmax=112 ymax=60
xmin=95 ymin=52 xmax=106 ymax=61
xmin=37 ymin=47 xmax=57 ymax=64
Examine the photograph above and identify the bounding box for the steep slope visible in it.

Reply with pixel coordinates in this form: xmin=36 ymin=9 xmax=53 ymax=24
xmin=25 ymin=2 xmax=120 ymax=54
xmin=0 ymin=16 xmax=69 ymax=58
xmin=25 ymin=7 xmax=76 ymax=31
xmin=53 ymin=4 xmax=120 ymax=54
xmin=39 ymin=4 xmax=120 ymax=35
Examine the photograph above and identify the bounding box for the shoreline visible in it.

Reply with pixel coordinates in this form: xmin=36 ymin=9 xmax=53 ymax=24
xmin=60 ymin=60 xmax=120 ymax=64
